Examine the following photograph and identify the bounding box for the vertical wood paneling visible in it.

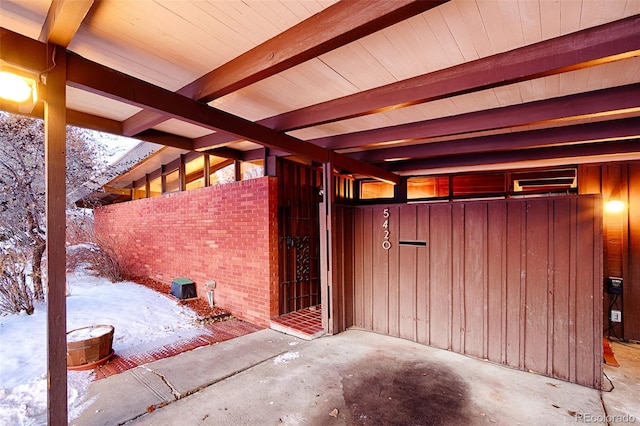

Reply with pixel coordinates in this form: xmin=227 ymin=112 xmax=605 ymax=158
xmin=398 ymin=205 xmax=417 ymax=340
xmin=353 ymin=208 xmax=364 ymax=328
xmin=416 ymin=204 xmax=430 ymax=345
xmin=524 ymin=200 xmax=550 ymax=375
xmin=372 ymin=206 xmax=389 ymax=334
xmin=362 ymin=208 xmax=373 ymax=330
xmin=388 ymin=205 xmax=401 ymax=337
xmin=546 ymin=201 xmax=556 ymax=378
xmin=451 ymin=204 xmax=465 ymax=353
xmin=487 ymin=202 xmax=506 ymax=364
xmin=463 ymin=203 xmax=487 ymax=359
xmin=620 ymin=165 xmax=630 ymax=340
xmin=577 ymin=164 xmax=602 ymax=195
xmin=342 ymin=207 xmax=355 ymax=330
xmin=398 ymin=240 xmax=418 ymax=340
xmin=575 ymin=196 xmax=599 ymax=387
xmin=629 ymin=164 xmax=640 ymax=340
xmin=505 ymin=201 xmax=524 ymax=368
xmin=579 ymin=161 xmax=640 ymax=342
xmin=349 ymin=195 xmax=602 ymax=388
xmin=429 ymin=204 xmax=452 ymax=350
xmin=551 ymin=198 xmax=571 ymax=381
xmin=568 ymin=197 xmax=578 ymax=384
xmin=601 ymin=165 xmax=626 ymax=339
xmin=333 ymin=204 xmax=356 ymax=333
xmin=591 ymin=197 xmax=603 ymax=390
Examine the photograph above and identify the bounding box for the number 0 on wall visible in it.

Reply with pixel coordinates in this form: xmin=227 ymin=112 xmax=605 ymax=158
xmin=382 ymin=208 xmax=391 ymax=250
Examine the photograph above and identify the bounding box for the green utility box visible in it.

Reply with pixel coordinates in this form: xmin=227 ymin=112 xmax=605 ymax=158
xmin=170 ymin=278 xmax=196 ymax=299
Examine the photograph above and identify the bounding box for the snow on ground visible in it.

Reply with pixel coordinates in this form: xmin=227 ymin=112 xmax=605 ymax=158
xmin=273 ymin=351 xmax=301 ymax=364
xmin=0 ymin=272 xmax=199 ymax=425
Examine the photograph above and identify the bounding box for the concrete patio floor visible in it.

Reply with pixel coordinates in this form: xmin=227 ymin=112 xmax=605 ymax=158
xmin=72 ymin=329 xmax=638 ymax=426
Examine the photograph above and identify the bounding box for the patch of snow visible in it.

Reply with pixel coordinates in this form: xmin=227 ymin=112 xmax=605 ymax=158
xmin=0 ymin=272 xmax=199 ymax=425
xmin=67 ymin=325 xmax=113 ymax=342
xmin=273 ymin=351 xmax=301 ymax=364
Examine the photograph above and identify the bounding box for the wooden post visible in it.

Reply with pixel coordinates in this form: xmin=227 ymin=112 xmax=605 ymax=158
xmin=264 ymin=149 xmax=277 ymax=177
xmin=179 ymin=154 xmax=187 ymax=191
xmin=44 ymin=45 xmax=67 ymax=426
xmin=320 ymin=159 xmax=336 ymax=334
xmin=203 ymin=154 xmax=210 ymax=187
xmin=234 ymin=160 xmax=242 ymax=182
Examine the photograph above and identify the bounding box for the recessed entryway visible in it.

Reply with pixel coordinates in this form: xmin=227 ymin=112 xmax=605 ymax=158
xmin=270 ymin=305 xmax=323 ymax=340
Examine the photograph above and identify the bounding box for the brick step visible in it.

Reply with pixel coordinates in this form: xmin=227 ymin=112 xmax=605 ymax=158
xmin=92 ymin=319 xmax=262 ymax=380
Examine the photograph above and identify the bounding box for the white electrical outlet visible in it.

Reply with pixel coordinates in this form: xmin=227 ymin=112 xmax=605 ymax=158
xmin=611 ymin=310 xmax=622 ymax=323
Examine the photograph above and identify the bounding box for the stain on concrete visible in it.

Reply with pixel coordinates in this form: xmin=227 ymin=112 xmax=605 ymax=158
xmin=341 ymin=355 xmax=470 ymax=425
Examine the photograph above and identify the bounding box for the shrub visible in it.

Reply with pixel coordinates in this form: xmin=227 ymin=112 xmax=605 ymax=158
xmin=66 ymin=208 xmax=125 ymax=282
xmin=66 ymin=241 xmax=124 ymax=282
xmin=0 ymin=242 xmax=35 ymax=315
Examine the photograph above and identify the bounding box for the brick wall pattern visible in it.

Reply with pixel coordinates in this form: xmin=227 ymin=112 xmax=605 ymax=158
xmin=93 ymin=177 xmax=279 ymax=327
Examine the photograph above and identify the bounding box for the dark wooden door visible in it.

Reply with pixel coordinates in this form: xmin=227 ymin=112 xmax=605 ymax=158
xmin=277 ymin=160 xmax=322 ymax=314
xmin=348 ymin=195 xmax=603 ymax=389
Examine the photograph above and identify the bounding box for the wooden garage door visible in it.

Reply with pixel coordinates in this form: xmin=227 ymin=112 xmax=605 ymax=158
xmin=350 ymin=195 xmax=603 ymax=388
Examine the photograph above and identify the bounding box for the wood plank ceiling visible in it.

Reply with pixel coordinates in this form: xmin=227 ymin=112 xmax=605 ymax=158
xmin=1 ymin=0 xmax=639 ymax=183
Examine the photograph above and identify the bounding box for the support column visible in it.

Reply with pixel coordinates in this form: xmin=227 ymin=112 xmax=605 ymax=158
xmin=320 ymin=159 xmax=336 ymax=334
xmin=203 ymin=154 xmax=211 ymax=187
xmin=179 ymin=154 xmax=187 ymax=191
xmin=44 ymin=45 xmax=67 ymax=426
xmin=234 ymin=159 xmax=242 ymax=181
xmin=264 ymin=148 xmax=277 ymax=177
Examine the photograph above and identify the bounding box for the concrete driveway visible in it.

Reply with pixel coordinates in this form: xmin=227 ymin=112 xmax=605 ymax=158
xmin=73 ymin=328 xmax=627 ymax=425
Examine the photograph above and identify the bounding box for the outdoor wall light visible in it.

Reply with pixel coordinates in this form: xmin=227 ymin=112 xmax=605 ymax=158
xmin=0 ymin=68 xmax=39 ymax=114
xmin=0 ymin=71 xmax=37 ymax=103
xmin=605 ymin=199 xmax=625 ymax=213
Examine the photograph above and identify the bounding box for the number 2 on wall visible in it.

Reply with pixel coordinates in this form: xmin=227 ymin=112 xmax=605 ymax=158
xmin=382 ymin=208 xmax=391 ymax=250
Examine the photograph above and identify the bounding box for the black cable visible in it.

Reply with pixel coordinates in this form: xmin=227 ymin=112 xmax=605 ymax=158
xmin=608 ymin=337 xmax=640 ymax=350
xmin=601 ymin=371 xmax=615 ymax=393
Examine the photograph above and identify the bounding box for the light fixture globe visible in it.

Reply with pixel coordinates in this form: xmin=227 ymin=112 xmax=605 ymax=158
xmin=0 ymin=71 xmax=36 ymax=103
xmin=605 ymin=200 xmax=625 ymax=213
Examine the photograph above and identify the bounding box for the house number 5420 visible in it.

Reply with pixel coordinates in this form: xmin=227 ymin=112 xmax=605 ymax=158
xmin=382 ymin=208 xmax=391 ymax=250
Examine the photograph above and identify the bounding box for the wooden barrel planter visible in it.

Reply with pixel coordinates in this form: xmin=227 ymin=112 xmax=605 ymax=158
xmin=67 ymin=324 xmax=114 ymax=371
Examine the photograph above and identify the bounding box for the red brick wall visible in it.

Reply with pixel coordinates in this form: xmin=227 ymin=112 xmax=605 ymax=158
xmin=94 ymin=177 xmax=279 ymax=327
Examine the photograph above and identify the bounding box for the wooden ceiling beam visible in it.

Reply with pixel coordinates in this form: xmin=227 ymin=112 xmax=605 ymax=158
xmin=122 ymin=0 xmax=447 ymax=137
xmin=191 ymin=13 xmax=640 ymax=153
xmin=0 ymin=28 xmax=49 ymax=72
xmin=103 ymin=186 xmax=132 ymax=196
xmin=66 ymin=51 xmax=325 ymax=159
xmin=379 ymin=118 xmax=640 ymax=171
xmin=39 ymin=0 xmax=94 ymax=46
xmin=0 ymin=98 xmax=196 ymax=152
xmin=65 ymin=52 xmax=399 ymax=183
xmin=130 ymin=129 xmax=193 ymax=151
xmin=0 ymin=95 xmax=124 ymax=137
xmin=331 ymin=152 xmax=399 ymax=185
xmin=386 ymin=139 xmax=640 ymax=173
xmin=188 ymin=0 xmax=446 ymax=103
xmin=242 ymin=147 xmax=289 ymax=162
xmin=193 ymin=132 xmax=239 ymax=151
xmin=267 ymin=14 xmax=640 ymax=131
xmin=201 ymin=147 xmax=245 ymax=161
xmin=313 ymin=84 xmax=640 ymax=151
xmin=66 ymin=109 xmax=122 ymax=135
